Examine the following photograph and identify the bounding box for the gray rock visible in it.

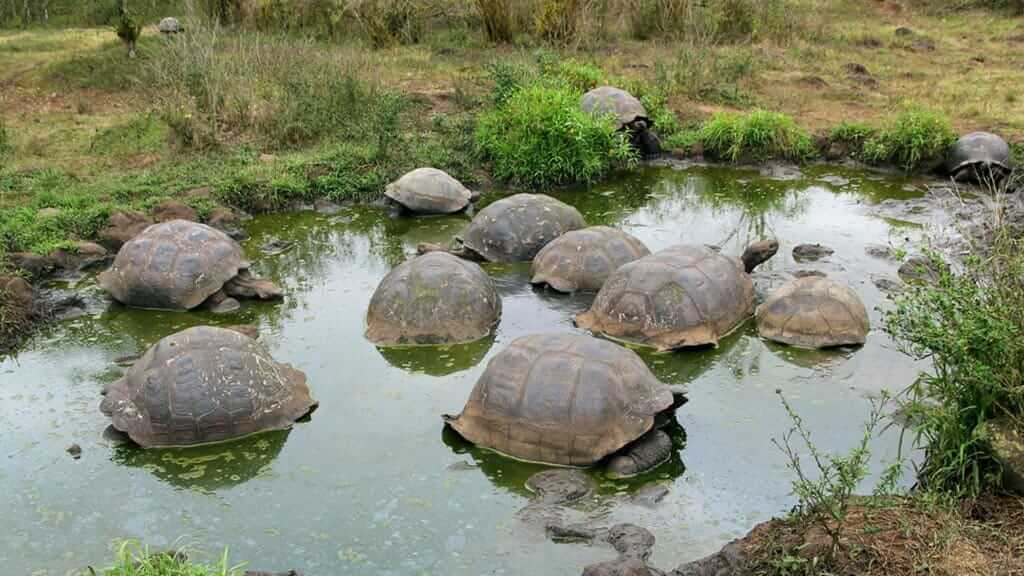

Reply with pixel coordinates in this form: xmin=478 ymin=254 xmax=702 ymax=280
xmin=987 ymin=417 xmax=1024 ymax=495
xmin=792 ymin=243 xmax=834 ymax=262
xmin=898 ymin=256 xmax=941 ymax=284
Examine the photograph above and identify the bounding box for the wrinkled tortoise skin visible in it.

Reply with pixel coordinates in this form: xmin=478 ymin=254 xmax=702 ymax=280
xmin=580 ymin=86 xmax=651 ymax=131
xmin=531 ymin=226 xmax=651 ymax=293
xmin=756 ymin=277 xmax=869 ymax=349
xmin=366 ymin=252 xmax=502 ymax=345
xmin=444 ymin=333 xmax=674 ymax=467
xmin=384 ymin=167 xmax=473 ymax=215
xmin=576 ymin=245 xmax=755 ymax=351
xmin=461 ymin=194 xmax=586 ymax=263
xmin=98 ymin=220 xmax=248 ymax=310
xmin=101 ymin=326 xmax=317 ymax=448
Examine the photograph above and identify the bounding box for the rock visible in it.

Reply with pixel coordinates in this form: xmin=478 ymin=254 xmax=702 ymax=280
xmin=225 ymin=324 xmax=260 ymax=339
xmin=526 ymin=470 xmax=596 ymax=505
xmin=244 ymin=572 xmax=300 ymax=576
xmin=792 ymin=269 xmax=827 ymax=278
xmin=157 ymin=17 xmax=183 ymax=34
xmin=7 ymin=252 xmax=55 ymax=278
xmin=630 ymin=483 xmax=670 ymax=507
xmin=792 ymin=243 xmax=834 ymax=262
xmin=872 ymin=275 xmax=904 ymax=294
xmin=49 ymin=291 xmax=88 ymax=321
xmin=818 ymin=174 xmax=850 ymax=187
xmin=759 ymin=163 xmax=804 ymax=181
xmin=314 ymin=199 xmax=342 ymax=214
xmin=66 ymin=443 xmax=82 ymax=459
xmin=51 ymin=241 xmax=108 ymax=271
xmin=797 ymin=75 xmax=828 ymax=89
xmin=2 ymin=277 xmax=35 ymax=309
xmin=580 ymin=524 xmax=661 ymax=576
xmin=223 ymin=270 xmax=283 ymax=301
xmin=152 ymin=200 xmax=198 ymax=223
xmin=207 ymin=208 xmax=247 ymax=240
xmin=898 ymin=256 xmax=941 ymax=284
xmin=988 ymin=417 xmax=1024 ymax=495
xmin=260 ymin=238 xmax=293 ymax=256
xmin=583 ymin=558 xmax=662 ymax=576
xmin=99 ymin=210 xmax=153 ymax=250
xmin=843 ymin=62 xmax=878 ymax=88
xmin=865 ymin=244 xmax=895 ymax=260
xmin=37 ymin=207 xmax=60 ymax=218
xmin=671 ymin=537 xmax=748 ymax=576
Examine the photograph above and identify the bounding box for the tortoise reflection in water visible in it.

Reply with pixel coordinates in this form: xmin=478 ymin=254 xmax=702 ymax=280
xmin=444 ymin=333 xmax=686 ymax=479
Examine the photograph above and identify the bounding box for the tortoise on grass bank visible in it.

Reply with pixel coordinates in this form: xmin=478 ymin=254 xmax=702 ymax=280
xmin=365 ymin=252 xmax=501 ymax=346
xmin=444 ymin=333 xmax=686 ymax=479
xmin=580 ymin=86 xmax=662 ymax=158
xmin=418 ymin=193 xmax=587 ymax=263
xmin=531 ymin=226 xmax=651 ymax=293
xmin=947 ymin=132 xmax=1012 ymax=183
xmin=756 ymin=277 xmax=869 ymax=349
xmin=98 ymin=220 xmax=281 ymax=312
xmin=384 ymin=167 xmax=479 ymax=215
xmin=575 ymin=241 xmax=779 ymax=351
xmin=101 ymin=326 xmax=317 ymax=448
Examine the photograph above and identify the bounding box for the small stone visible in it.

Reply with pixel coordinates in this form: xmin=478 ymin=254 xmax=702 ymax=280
xmin=51 ymin=241 xmax=108 ymax=271
xmin=314 ymin=199 xmax=342 ymax=215
xmin=865 ymin=244 xmax=895 ymax=260
xmin=792 ymin=269 xmax=827 ymax=278
xmin=152 ymin=200 xmax=198 ymax=223
xmin=630 ymin=483 xmax=670 ymax=507
xmin=792 ymin=243 xmax=834 ymax=262
xmin=6 ymin=252 xmax=55 ymax=278
xmin=898 ymin=255 xmax=941 ymax=284
xmin=260 ymin=238 xmax=293 ymax=256
xmin=988 ymin=417 xmax=1024 ymax=495
xmin=66 ymin=443 xmax=82 ymax=459
xmin=873 ymin=275 xmax=904 ymax=294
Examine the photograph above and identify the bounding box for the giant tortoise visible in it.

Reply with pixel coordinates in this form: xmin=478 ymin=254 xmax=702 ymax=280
xmin=531 ymin=226 xmax=651 ymax=293
xmin=580 ymin=86 xmax=661 ymax=158
xmin=101 ymin=326 xmax=317 ymax=448
xmin=365 ymin=252 xmax=501 ymax=346
xmin=946 ymin=132 xmax=1012 ymax=183
xmin=98 ymin=219 xmax=281 ymax=311
xmin=575 ymin=240 xmax=779 ymax=351
xmin=419 ymin=194 xmax=586 ymax=263
xmin=444 ymin=333 xmax=686 ymax=479
xmin=385 ymin=167 xmax=478 ymax=215
xmin=756 ymin=276 xmax=869 ymax=349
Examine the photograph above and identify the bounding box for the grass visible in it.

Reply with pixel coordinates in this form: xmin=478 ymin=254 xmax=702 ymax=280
xmin=93 ymin=541 xmax=243 ymax=576
xmin=863 ymin=107 xmax=957 ymax=172
xmin=698 ymin=109 xmax=816 ymax=163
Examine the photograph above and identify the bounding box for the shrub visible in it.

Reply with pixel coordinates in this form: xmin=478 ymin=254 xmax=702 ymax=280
xmin=862 ymin=107 xmax=956 ymax=172
xmin=533 ymin=0 xmax=584 ymax=46
xmin=475 ymin=0 xmax=520 ymax=43
xmin=476 ymin=83 xmax=635 ymax=188
xmin=828 ymin=121 xmax=876 ymax=158
xmin=345 ymin=0 xmax=426 ymax=48
xmin=698 ymin=110 xmax=816 ymax=163
xmin=886 ymin=234 xmax=1024 ymax=499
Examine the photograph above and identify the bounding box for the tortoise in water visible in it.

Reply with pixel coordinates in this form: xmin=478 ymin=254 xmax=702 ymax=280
xmin=101 ymin=326 xmax=317 ymax=448
xmin=98 ymin=220 xmax=282 ymax=311
xmin=531 ymin=226 xmax=651 ymax=293
xmin=756 ymin=276 xmax=869 ymax=349
xmin=365 ymin=252 xmax=501 ymax=345
xmin=580 ymin=86 xmax=661 ymax=158
xmin=384 ymin=167 xmax=478 ymax=215
xmin=946 ymin=132 xmax=1012 ymax=183
xmin=418 ymin=193 xmax=586 ymax=263
xmin=444 ymin=333 xmax=686 ymax=478
xmin=575 ymin=240 xmax=779 ymax=351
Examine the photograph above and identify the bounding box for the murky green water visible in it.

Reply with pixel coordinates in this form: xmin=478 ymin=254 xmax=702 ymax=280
xmin=2 ymin=164 xmax=929 ymax=575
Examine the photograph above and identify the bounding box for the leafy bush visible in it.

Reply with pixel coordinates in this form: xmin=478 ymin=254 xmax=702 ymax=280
xmin=96 ymin=541 xmax=242 ymax=576
xmin=557 ymin=59 xmax=606 ymax=93
xmin=886 ymin=238 xmax=1024 ymax=499
xmin=476 ymin=83 xmax=635 ymax=188
xmin=862 ymin=108 xmax=956 ymax=172
xmin=828 ymin=121 xmax=876 ymax=158
xmin=699 ymin=110 xmax=816 ymax=163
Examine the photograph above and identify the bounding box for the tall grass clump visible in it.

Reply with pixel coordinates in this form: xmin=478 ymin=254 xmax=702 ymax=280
xmin=699 ymin=110 xmax=815 ymax=163
xmin=886 ymin=222 xmax=1024 ymax=499
xmin=0 ymin=117 xmax=11 ymax=159
xmin=96 ymin=540 xmax=243 ymax=576
xmin=533 ymin=0 xmax=584 ymax=46
xmin=477 ymin=82 xmax=635 ymax=188
xmin=862 ymin=107 xmax=956 ymax=172
xmin=655 ymin=46 xmax=755 ymax=106
xmin=345 ymin=0 xmax=428 ymax=47
xmin=475 ymin=0 xmax=520 ymax=43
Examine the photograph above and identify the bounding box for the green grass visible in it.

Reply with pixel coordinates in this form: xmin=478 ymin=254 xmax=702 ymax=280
xmin=95 ymin=541 xmax=243 ymax=576
xmin=863 ymin=107 xmax=957 ymax=172
xmin=698 ymin=109 xmax=816 ymax=162
xmin=828 ymin=121 xmax=877 ymax=157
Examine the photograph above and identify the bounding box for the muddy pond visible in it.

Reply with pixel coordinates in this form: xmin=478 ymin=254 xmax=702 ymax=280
xmin=2 ymin=164 xmax=930 ymax=575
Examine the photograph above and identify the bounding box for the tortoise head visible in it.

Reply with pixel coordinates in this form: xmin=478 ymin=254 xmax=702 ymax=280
xmin=741 ymin=239 xmax=779 ymax=273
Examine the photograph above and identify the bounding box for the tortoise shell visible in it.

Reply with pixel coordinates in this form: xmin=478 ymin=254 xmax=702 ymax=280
xmin=946 ymin=132 xmax=1011 ymax=180
xmin=580 ymin=86 xmax=650 ymax=131
xmin=384 ymin=167 xmax=473 ymax=214
xmin=444 ymin=333 xmax=674 ymax=467
xmin=101 ymin=326 xmax=316 ymax=448
xmin=365 ymin=252 xmax=501 ymax=345
xmin=98 ymin=220 xmax=248 ymax=310
xmin=531 ymin=226 xmax=650 ymax=293
xmin=461 ymin=194 xmax=586 ymax=263
xmin=756 ymin=277 xmax=869 ymax=349
xmin=575 ymin=245 xmax=754 ymax=351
